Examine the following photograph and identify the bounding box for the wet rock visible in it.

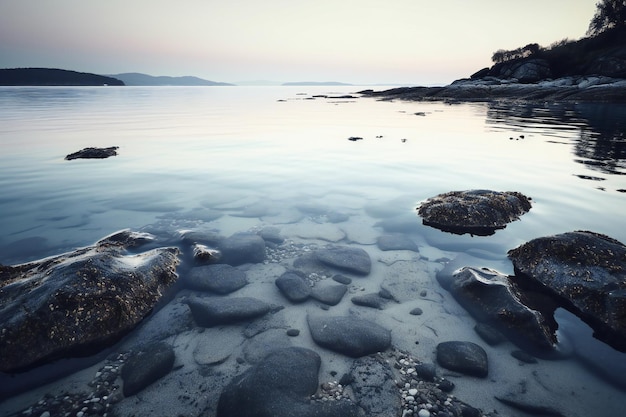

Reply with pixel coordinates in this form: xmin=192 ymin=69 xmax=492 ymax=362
xmin=65 ymin=146 xmax=119 ymax=160
xmin=185 ymin=264 xmax=247 ymax=294
xmin=275 ymin=271 xmax=311 ymax=303
xmin=436 ymin=341 xmax=488 ymax=378
xmin=0 ymin=230 xmax=180 ymax=372
xmin=508 ymin=231 xmax=626 ymax=352
xmin=216 ymin=347 xmax=359 ymax=417
xmin=186 ymin=296 xmax=271 ymax=327
xmin=122 ymin=342 xmax=175 ymax=397
xmin=417 ymin=190 xmax=532 ymax=236
xmin=410 ymin=307 xmax=424 ymax=315
xmin=376 ymin=234 xmax=420 ymax=252
xmin=351 ymin=293 xmax=387 ymax=309
xmin=219 ymin=233 xmax=266 ymax=266
xmin=332 ymin=274 xmax=352 ymax=285
xmin=414 ymin=363 xmax=437 ymax=381
xmin=445 ymin=267 xmax=556 ymax=353
xmin=310 ymin=282 xmax=348 ymax=306
xmin=307 ymin=315 xmax=391 ymax=357
xmin=191 ymin=243 xmax=221 ymax=263
xmin=348 ymin=354 xmax=402 ymax=416
xmin=315 ymin=246 xmax=371 ymax=276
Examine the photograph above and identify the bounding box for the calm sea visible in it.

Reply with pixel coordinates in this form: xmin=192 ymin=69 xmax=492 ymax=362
xmin=1 ymin=86 xmax=625 ymax=415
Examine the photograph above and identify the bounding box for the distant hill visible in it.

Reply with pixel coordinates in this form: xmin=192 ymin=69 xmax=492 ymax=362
xmin=110 ymin=73 xmax=233 ymax=86
xmin=0 ymin=68 xmax=124 ymax=86
xmin=282 ymin=81 xmax=352 ymax=86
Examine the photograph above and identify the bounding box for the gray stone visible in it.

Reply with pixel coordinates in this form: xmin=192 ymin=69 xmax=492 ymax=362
xmin=315 ymin=246 xmax=371 ymax=276
xmin=332 ymin=274 xmax=352 ymax=285
xmin=185 ymin=264 xmax=247 ymax=294
xmin=348 ymin=355 xmax=402 ymax=416
xmin=187 ymin=296 xmax=271 ymax=327
xmin=122 ymin=342 xmax=175 ymax=396
xmin=216 ymin=347 xmax=359 ymax=417
xmin=311 ymin=282 xmax=348 ymax=306
xmin=0 ymin=230 xmax=180 ymax=372
xmin=219 ymin=233 xmax=266 ymax=266
xmin=275 ymin=271 xmax=311 ymax=303
xmin=436 ymin=341 xmax=488 ymax=378
xmin=307 ymin=315 xmax=391 ymax=357
xmin=351 ymin=293 xmax=387 ymax=309
xmin=417 ymin=190 xmax=531 ymax=236
xmin=258 ymin=226 xmax=284 ymax=244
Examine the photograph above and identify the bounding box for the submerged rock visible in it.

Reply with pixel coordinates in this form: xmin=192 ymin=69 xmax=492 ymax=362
xmin=0 ymin=230 xmax=180 ymax=373
xmin=122 ymin=342 xmax=175 ymax=397
xmin=307 ymin=315 xmax=391 ymax=357
xmin=436 ymin=341 xmax=488 ymax=378
xmin=216 ymin=347 xmax=359 ymax=417
xmin=185 ymin=264 xmax=247 ymax=294
xmin=417 ymin=190 xmax=532 ymax=236
xmin=315 ymin=245 xmax=372 ymax=276
xmin=348 ymin=355 xmax=402 ymax=416
xmin=219 ymin=233 xmax=266 ymax=266
xmin=508 ymin=230 xmax=626 ymax=352
xmin=186 ymin=296 xmax=272 ymax=327
xmin=275 ymin=271 xmax=311 ymax=303
xmin=65 ymin=146 xmax=119 ymax=160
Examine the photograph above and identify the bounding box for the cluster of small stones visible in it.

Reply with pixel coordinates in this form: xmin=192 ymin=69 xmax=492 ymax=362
xmin=16 ymin=353 xmax=128 ymax=417
xmin=384 ymin=349 xmax=491 ymax=417
xmin=311 ymin=380 xmax=351 ymax=403
xmin=264 ymin=240 xmax=320 ymax=264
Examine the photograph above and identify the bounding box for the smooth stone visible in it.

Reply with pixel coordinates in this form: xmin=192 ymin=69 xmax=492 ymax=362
xmin=243 ymin=329 xmax=293 ymax=364
xmin=122 ymin=342 xmax=175 ymax=396
xmin=315 ymin=246 xmax=372 ymax=276
xmin=410 ymin=307 xmax=424 ymax=316
xmin=414 ymin=363 xmax=436 ymax=381
xmin=348 ymin=355 xmax=402 ymax=416
xmin=310 ymin=282 xmax=348 ymax=306
xmin=436 ymin=341 xmax=488 ymax=378
xmin=187 ymin=296 xmax=271 ymax=327
xmin=185 ymin=264 xmax=247 ymax=294
xmin=275 ymin=271 xmax=311 ymax=303
xmin=307 ymin=315 xmax=391 ymax=357
xmin=0 ymin=230 xmax=180 ymax=372
xmin=216 ymin=347 xmax=359 ymax=417
xmin=351 ymin=293 xmax=387 ymax=309
xmin=286 ymin=329 xmax=300 ymax=337
xmin=376 ymin=234 xmax=420 ymax=252
xmin=332 ymin=274 xmax=352 ymax=285
xmin=219 ymin=233 xmax=266 ymax=266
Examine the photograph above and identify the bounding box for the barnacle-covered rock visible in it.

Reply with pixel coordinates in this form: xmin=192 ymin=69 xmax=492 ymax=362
xmin=417 ymin=189 xmax=532 ymax=236
xmin=0 ymin=230 xmax=180 ymax=372
xmin=508 ymin=231 xmax=626 ymax=352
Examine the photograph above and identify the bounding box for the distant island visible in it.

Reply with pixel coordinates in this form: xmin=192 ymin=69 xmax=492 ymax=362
xmin=0 ymin=68 xmax=124 ymax=86
xmin=108 ymin=73 xmax=233 ymax=86
xmin=282 ymin=81 xmax=352 ymax=86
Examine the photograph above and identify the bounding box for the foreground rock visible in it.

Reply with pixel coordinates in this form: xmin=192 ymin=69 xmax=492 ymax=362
xmin=219 ymin=233 xmax=266 ymax=266
xmin=436 ymin=341 xmax=489 ymax=378
xmin=347 ymin=355 xmax=402 ymax=416
xmin=122 ymin=342 xmax=175 ymax=396
xmin=508 ymin=231 xmax=626 ymax=352
xmin=185 ymin=264 xmax=247 ymax=294
xmin=307 ymin=315 xmax=391 ymax=357
xmin=186 ymin=296 xmax=272 ymax=327
xmin=442 ymin=267 xmax=556 ymax=353
xmin=65 ymin=146 xmax=119 ymax=160
xmin=216 ymin=347 xmax=359 ymax=417
xmin=417 ymin=189 xmax=532 ymax=236
xmin=0 ymin=230 xmax=180 ymax=372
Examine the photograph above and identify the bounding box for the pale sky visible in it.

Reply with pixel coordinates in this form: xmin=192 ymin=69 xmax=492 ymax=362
xmin=0 ymin=0 xmax=597 ymax=85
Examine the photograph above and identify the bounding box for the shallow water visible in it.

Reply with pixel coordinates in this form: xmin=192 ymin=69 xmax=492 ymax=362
xmin=1 ymin=86 xmax=625 ymax=416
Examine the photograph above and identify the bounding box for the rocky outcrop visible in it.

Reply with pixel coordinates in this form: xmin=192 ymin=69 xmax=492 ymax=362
xmin=65 ymin=146 xmax=119 ymax=160
xmin=417 ymin=190 xmax=532 ymax=236
xmin=0 ymin=230 xmax=180 ymax=372
xmin=508 ymin=231 xmax=626 ymax=352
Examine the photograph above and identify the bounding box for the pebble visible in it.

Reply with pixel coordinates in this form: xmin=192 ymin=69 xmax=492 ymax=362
xmin=418 ymin=409 xmax=431 ymax=417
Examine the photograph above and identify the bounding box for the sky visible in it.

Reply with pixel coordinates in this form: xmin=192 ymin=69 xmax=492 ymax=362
xmin=0 ymin=0 xmax=598 ymax=85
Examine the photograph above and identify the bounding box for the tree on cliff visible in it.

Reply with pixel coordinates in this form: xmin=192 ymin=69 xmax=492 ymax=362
xmin=587 ymin=0 xmax=626 ymax=36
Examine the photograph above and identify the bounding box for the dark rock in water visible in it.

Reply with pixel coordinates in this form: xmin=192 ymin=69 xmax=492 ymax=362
xmin=0 ymin=230 xmax=180 ymax=373
xmin=446 ymin=267 xmax=556 ymax=353
xmin=186 ymin=296 xmax=271 ymax=327
xmin=286 ymin=328 xmax=300 ymax=337
xmin=414 ymin=363 xmax=437 ymax=382
xmin=436 ymin=341 xmax=488 ymax=377
xmin=438 ymin=378 xmax=455 ymax=393
xmin=332 ymin=274 xmax=352 ymax=285
xmin=217 ymin=347 xmax=359 ymax=417
xmin=409 ymin=307 xmax=424 ymax=316
xmin=376 ymin=234 xmax=420 ymax=252
xmin=315 ymin=246 xmax=371 ymax=276
xmin=351 ymin=293 xmax=387 ymax=309
xmin=474 ymin=323 xmax=506 ymax=346
xmin=191 ymin=243 xmax=221 ymax=264
xmin=417 ymin=190 xmax=532 ymax=236
xmin=310 ymin=282 xmax=348 ymax=306
xmin=508 ymin=231 xmax=626 ymax=352
xmin=122 ymin=342 xmax=175 ymax=396
xmin=275 ymin=271 xmax=311 ymax=303
xmin=65 ymin=146 xmax=119 ymax=160
xmin=185 ymin=264 xmax=247 ymax=294
xmin=307 ymin=315 xmax=391 ymax=357
xmin=219 ymin=233 xmax=266 ymax=266
xmin=348 ymin=355 xmax=402 ymax=417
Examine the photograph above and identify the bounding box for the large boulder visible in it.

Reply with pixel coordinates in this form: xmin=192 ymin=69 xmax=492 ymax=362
xmin=0 ymin=230 xmax=180 ymax=372
xmin=417 ymin=189 xmax=532 ymax=236
xmin=443 ymin=267 xmax=556 ymax=353
xmin=216 ymin=347 xmax=359 ymax=417
xmin=508 ymin=231 xmax=626 ymax=352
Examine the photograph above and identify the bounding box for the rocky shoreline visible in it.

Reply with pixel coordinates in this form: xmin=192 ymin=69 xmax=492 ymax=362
xmin=360 ymin=76 xmax=626 ymax=103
